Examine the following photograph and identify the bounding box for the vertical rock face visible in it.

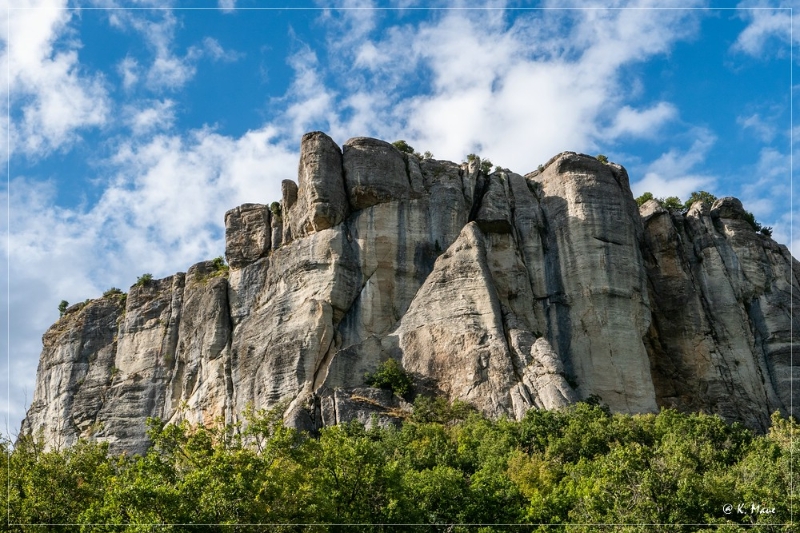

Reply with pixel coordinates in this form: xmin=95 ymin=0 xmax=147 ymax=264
xmin=343 ymin=137 xmax=411 ymax=210
xmin=284 ymin=131 xmax=348 ymax=240
xmin=224 ymin=204 xmax=271 ymax=269
xmin=641 ymin=197 xmax=799 ymax=430
xmin=96 ymin=275 xmax=185 ymax=455
xmin=21 ymin=135 xmax=799 ymax=454
xmin=537 ymin=154 xmax=656 ymax=413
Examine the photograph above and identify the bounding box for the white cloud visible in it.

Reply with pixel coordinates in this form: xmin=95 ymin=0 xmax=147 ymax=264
xmin=117 ymin=56 xmax=140 ymax=90
xmin=218 ymin=0 xmax=236 ymax=13
xmin=105 ymin=8 xmax=198 ymax=91
xmin=737 ymin=112 xmax=778 ymax=142
xmin=732 ymin=3 xmax=795 ymax=57
xmin=3 ymin=0 xmax=110 ymax=158
xmin=202 ymin=37 xmax=244 ymax=63
xmin=606 ymin=103 xmax=678 ymax=140
xmin=739 ymin=147 xmax=791 ymax=219
xmin=123 ymin=99 xmax=176 ymax=136
xmin=630 ymin=129 xmax=718 ymax=200
xmin=318 ymin=6 xmax=701 ymax=173
xmin=279 ymin=48 xmax=338 ymax=140
xmin=3 ymin=125 xmax=300 ymax=429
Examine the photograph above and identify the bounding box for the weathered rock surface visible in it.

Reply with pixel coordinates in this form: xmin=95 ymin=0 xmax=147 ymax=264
xmin=21 ymin=135 xmax=799 ymax=454
xmin=284 ymin=132 xmax=348 ymax=240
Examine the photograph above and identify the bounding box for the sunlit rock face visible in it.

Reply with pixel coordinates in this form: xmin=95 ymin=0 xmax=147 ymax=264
xmin=21 ymin=132 xmax=799 ymax=454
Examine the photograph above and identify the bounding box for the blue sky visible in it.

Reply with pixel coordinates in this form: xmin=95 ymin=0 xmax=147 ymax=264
xmin=1 ymin=0 xmax=795 ymax=437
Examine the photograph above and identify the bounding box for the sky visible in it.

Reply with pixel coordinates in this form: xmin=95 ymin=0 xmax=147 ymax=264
xmin=1 ymin=0 xmax=796 ymax=438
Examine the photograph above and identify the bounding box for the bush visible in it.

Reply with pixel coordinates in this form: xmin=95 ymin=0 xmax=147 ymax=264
xmin=103 ymin=287 xmax=123 ymax=298
xmin=635 ymin=192 xmax=654 ymax=207
xmin=269 ymin=201 xmax=281 ymax=216
xmin=660 ymin=196 xmax=684 ymax=212
xmin=480 ymin=159 xmax=493 ymax=174
xmin=743 ymin=210 xmax=763 ymax=232
xmin=684 ymin=190 xmax=717 ymax=209
xmin=596 ymin=154 xmax=609 ymax=164
xmin=364 ymin=358 xmax=413 ymax=399
xmin=760 ymin=226 xmax=773 ymax=237
xmin=211 ymin=256 xmax=228 ymax=273
xmin=392 ymin=140 xmax=415 ymax=154
xmin=135 ymin=273 xmax=153 ymax=287
xmin=422 ymin=151 xmax=433 ymax=160
xmin=58 ymin=300 xmax=68 ymax=317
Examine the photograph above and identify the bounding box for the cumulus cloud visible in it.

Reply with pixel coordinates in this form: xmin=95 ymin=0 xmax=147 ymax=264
xmin=293 ymin=6 xmax=701 ymax=174
xmin=2 ymin=0 xmax=111 ymax=158
xmin=202 ymin=37 xmax=244 ymax=63
xmin=630 ymin=129 xmax=718 ymax=200
xmin=732 ymin=2 xmax=794 ymax=57
xmin=737 ymin=112 xmax=779 ymax=142
xmin=2 ymin=126 xmax=299 ymax=427
xmin=123 ymin=99 xmax=177 ymax=136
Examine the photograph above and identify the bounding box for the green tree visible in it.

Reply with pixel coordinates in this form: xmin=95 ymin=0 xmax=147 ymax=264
xmin=392 ymin=140 xmax=415 ymax=154
xmin=596 ymin=154 xmax=609 ymax=164
xmin=58 ymin=300 xmax=69 ymax=318
xmin=684 ymin=190 xmax=717 ymax=209
xmin=635 ymin=191 xmax=655 ymax=207
xmin=660 ymin=196 xmax=684 ymax=212
xmin=135 ymin=273 xmax=153 ymax=287
xmin=364 ymin=358 xmax=413 ymax=399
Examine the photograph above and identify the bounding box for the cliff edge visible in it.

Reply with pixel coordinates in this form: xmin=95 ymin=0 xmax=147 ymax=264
xmin=20 ymin=132 xmax=799 ymax=454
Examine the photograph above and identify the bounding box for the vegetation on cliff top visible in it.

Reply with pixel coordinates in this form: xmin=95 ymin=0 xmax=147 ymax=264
xmin=3 ymin=401 xmax=796 ymax=531
xmin=635 ymin=190 xmax=772 ymax=237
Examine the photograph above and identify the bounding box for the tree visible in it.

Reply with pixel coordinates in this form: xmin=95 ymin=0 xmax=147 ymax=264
xmin=365 ymin=358 xmax=413 ymax=399
xmin=392 ymin=140 xmax=415 ymax=154
xmin=58 ymin=300 xmax=68 ymax=318
xmin=135 ymin=273 xmax=153 ymax=287
xmin=596 ymin=154 xmax=609 ymax=164
xmin=660 ymin=196 xmax=684 ymax=212
xmin=635 ymin=192 xmax=654 ymax=207
xmin=684 ymin=190 xmax=717 ymax=209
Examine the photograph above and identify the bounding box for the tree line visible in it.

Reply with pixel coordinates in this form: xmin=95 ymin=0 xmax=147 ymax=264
xmin=2 ymin=398 xmax=796 ymax=532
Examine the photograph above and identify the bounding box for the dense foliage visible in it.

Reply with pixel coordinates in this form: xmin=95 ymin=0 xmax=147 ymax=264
xmin=3 ymin=402 xmax=796 ymax=531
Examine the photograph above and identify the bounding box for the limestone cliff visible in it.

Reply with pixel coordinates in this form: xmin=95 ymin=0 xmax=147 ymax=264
xmin=20 ymin=132 xmax=799 ymax=454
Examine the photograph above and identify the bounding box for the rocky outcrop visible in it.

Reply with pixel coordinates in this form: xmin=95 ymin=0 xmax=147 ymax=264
xmin=641 ymin=197 xmax=798 ymax=430
xmin=21 ymin=133 xmax=799 ymax=454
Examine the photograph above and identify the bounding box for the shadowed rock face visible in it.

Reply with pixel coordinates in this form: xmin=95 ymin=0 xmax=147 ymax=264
xmin=21 ymin=133 xmax=799 ymax=454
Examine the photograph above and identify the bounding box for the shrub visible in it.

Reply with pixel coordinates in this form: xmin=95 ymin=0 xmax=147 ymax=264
xmin=635 ymin=192 xmax=654 ymax=207
xmin=538 ymin=164 xmax=544 ymax=173
xmin=743 ymin=211 xmax=763 ymax=232
xmin=466 ymin=153 xmax=479 ymax=163
xmin=103 ymin=287 xmax=123 ymax=298
xmin=480 ymin=159 xmax=493 ymax=174
xmin=392 ymin=140 xmax=415 ymax=154
xmin=596 ymin=154 xmax=609 ymax=164
xmin=683 ymin=190 xmax=717 ymax=209
xmin=135 ymin=273 xmax=154 ymax=287
xmin=660 ymin=196 xmax=684 ymax=212
xmin=269 ymin=202 xmax=281 ymax=216
xmin=58 ymin=300 xmax=69 ymax=318
xmin=760 ymin=226 xmax=773 ymax=237
xmin=364 ymin=358 xmax=413 ymax=399
xmin=211 ymin=256 xmax=228 ymax=273
xmin=422 ymin=151 xmax=433 ymax=160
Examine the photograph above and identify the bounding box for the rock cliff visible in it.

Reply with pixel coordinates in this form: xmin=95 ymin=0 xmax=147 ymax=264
xmin=20 ymin=132 xmax=799 ymax=454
